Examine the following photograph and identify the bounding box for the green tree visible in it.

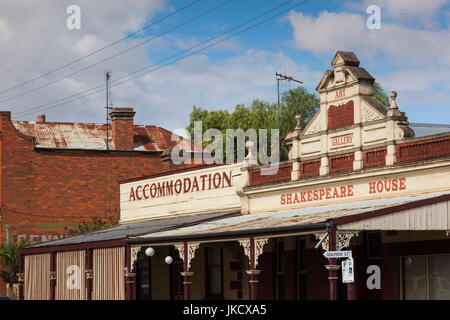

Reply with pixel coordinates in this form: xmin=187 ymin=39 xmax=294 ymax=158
xmin=373 ymin=82 xmax=390 ymax=108
xmin=187 ymin=86 xmax=319 ymax=162
xmin=0 ymin=239 xmax=30 ymax=299
xmin=64 ymin=217 xmax=116 ymax=236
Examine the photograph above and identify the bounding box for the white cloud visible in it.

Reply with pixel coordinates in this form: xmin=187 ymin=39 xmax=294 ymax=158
xmin=111 ymin=50 xmax=320 ymax=130
xmin=287 ymin=9 xmax=450 ymax=123
xmin=345 ymin=0 xmax=449 ymax=26
xmin=73 ymin=35 xmax=103 ymax=56
xmin=0 ymin=18 xmax=11 ymax=43
xmin=0 ymin=0 xmax=319 ymax=132
xmin=287 ymin=10 xmax=450 ymax=66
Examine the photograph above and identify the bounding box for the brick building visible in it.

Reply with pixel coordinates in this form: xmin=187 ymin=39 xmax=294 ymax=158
xmin=19 ymin=51 xmax=450 ymax=301
xmin=0 ymin=107 xmax=204 ymax=293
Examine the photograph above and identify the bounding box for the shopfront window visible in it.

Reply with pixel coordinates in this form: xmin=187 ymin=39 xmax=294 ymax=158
xmin=402 ymin=254 xmax=450 ymax=300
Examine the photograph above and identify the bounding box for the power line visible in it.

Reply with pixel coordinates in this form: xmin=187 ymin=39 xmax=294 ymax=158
xmin=14 ymin=0 xmax=309 ymax=118
xmin=0 ymin=0 xmax=233 ymax=105
xmin=15 ymin=0 xmax=308 ymax=117
xmin=0 ymin=0 xmax=202 ymax=96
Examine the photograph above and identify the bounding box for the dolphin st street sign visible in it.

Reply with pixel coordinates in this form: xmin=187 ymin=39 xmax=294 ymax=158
xmin=323 ymin=251 xmax=352 ymax=259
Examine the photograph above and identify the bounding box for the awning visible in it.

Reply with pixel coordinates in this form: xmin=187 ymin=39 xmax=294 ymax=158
xmin=27 ymin=211 xmax=238 ymax=249
xmin=126 ymin=192 xmax=450 ymax=244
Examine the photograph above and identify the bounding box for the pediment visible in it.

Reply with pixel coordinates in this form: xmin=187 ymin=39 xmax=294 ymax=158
xmin=303 ymin=110 xmax=322 ymax=135
xmin=360 ymin=96 xmax=387 ymax=123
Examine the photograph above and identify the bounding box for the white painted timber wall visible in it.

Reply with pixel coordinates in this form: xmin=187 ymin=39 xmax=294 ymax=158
xmin=339 ymin=201 xmax=450 ymax=231
xmin=120 ymin=163 xmax=242 ymax=223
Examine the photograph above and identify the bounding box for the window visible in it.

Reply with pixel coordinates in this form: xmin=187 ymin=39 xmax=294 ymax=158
xmin=297 ymin=237 xmax=307 ymax=300
xmin=275 ymin=238 xmax=285 ymax=300
xmin=136 ymin=250 xmax=151 ymax=300
xmin=402 ymin=254 xmax=450 ymax=300
xmin=367 ymin=232 xmax=382 ymax=258
xmin=206 ymin=246 xmax=223 ymax=298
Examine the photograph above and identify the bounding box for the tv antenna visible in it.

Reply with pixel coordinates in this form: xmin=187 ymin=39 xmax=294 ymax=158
xmin=275 ymin=72 xmax=302 ymax=157
xmin=105 ymin=72 xmax=111 ymax=150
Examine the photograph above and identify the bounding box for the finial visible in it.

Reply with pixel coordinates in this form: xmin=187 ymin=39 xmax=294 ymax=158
xmin=390 ymin=91 xmax=398 ymax=109
xmin=245 ymin=140 xmax=257 ymax=165
xmin=295 ymin=114 xmax=302 ymax=130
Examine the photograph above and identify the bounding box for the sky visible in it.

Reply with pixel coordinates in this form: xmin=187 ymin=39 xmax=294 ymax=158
xmin=0 ymin=0 xmax=449 ymax=133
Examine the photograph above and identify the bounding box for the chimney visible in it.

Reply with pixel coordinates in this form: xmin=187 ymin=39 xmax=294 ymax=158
xmin=0 ymin=111 xmax=12 ymax=131
xmin=109 ymin=107 xmax=136 ymax=150
xmin=37 ymin=114 xmax=46 ymax=123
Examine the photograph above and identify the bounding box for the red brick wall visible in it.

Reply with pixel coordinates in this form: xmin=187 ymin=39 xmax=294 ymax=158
xmin=0 ymin=112 xmax=202 ymax=292
xmin=363 ymin=147 xmax=387 ymax=169
xmin=327 ymin=100 xmax=354 ymax=130
xmin=0 ymin=117 xmax=203 ymax=244
xmin=249 ymin=163 xmax=292 ymax=186
xmin=301 ymin=159 xmax=320 ymax=178
xmin=329 ymin=153 xmax=354 ymax=173
xmin=111 ymin=119 xmax=134 ymax=150
xmin=396 ymin=136 xmax=450 ymax=163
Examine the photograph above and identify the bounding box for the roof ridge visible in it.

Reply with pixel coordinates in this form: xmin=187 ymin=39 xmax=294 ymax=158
xmin=13 ymin=120 xmax=106 ymax=126
xmin=410 ymin=122 xmax=450 ymax=128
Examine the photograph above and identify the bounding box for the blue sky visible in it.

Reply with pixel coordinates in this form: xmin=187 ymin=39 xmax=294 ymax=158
xmin=0 ymin=0 xmax=449 ymax=131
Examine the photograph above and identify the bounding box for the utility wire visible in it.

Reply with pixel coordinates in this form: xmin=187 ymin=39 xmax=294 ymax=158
xmin=14 ymin=0 xmax=309 ymax=118
xmin=0 ymin=0 xmax=232 ymax=104
xmin=0 ymin=0 xmax=202 ymax=96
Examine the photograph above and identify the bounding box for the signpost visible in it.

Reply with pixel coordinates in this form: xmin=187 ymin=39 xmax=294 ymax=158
xmin=323 ymin=250 xmax=352 ymax=259
xmin=342 ymin=258 xmax=354 ymax=283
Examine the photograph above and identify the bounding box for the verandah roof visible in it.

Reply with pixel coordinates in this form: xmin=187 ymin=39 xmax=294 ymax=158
xmin=126 ymin=192 xmax=450 ymax=244
xmin=27 ymin=211 xmax=237 ymax=249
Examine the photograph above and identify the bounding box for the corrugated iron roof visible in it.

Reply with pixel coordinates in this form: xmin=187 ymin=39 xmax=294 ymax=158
xmin=27 ymin=211 xmax=237 ymax=248
xmin=12 ymin=121 xmax=199 ymax=152
xmin=131 ymin=192 xmax=450 ymax=241
xmin=410 ymin=122 xmax=450 ymax=137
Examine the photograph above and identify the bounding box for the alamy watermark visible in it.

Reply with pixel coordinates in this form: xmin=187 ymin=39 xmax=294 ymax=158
xmin=66 ymin=5 xmax=81 ymax=30
xmin=366 ymin=264 xmax=381 ymax=289
xmin=170 ymin=121 xmax=281 ymax=175
xmin=366 ymin=5 xmax=381 ymax=30
xmin=66 ymin=265 xmax=81 ymax=289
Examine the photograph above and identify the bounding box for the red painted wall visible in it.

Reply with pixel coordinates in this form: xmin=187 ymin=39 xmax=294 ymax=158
xmin=305 ymin=248 xmax=329 ymax=300
xmin=257 ymin=252 xmax=274 ymax=299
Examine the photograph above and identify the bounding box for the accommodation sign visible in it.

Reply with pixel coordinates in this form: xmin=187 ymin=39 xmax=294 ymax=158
xmin=129 ymin=170 xmax=232 ymax=201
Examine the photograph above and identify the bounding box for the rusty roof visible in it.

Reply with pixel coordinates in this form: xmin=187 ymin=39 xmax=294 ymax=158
xmin=12 ymin=121 xmax=198 ymax=152
xmin=129 ymin=192 xmax=450 ymax=242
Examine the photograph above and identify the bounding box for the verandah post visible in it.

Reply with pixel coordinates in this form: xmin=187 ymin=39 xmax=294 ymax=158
xmin=325 ymin=225 xmax=339 ymax=300
xmin=181 ymin=241 xmax=193 ymax=300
